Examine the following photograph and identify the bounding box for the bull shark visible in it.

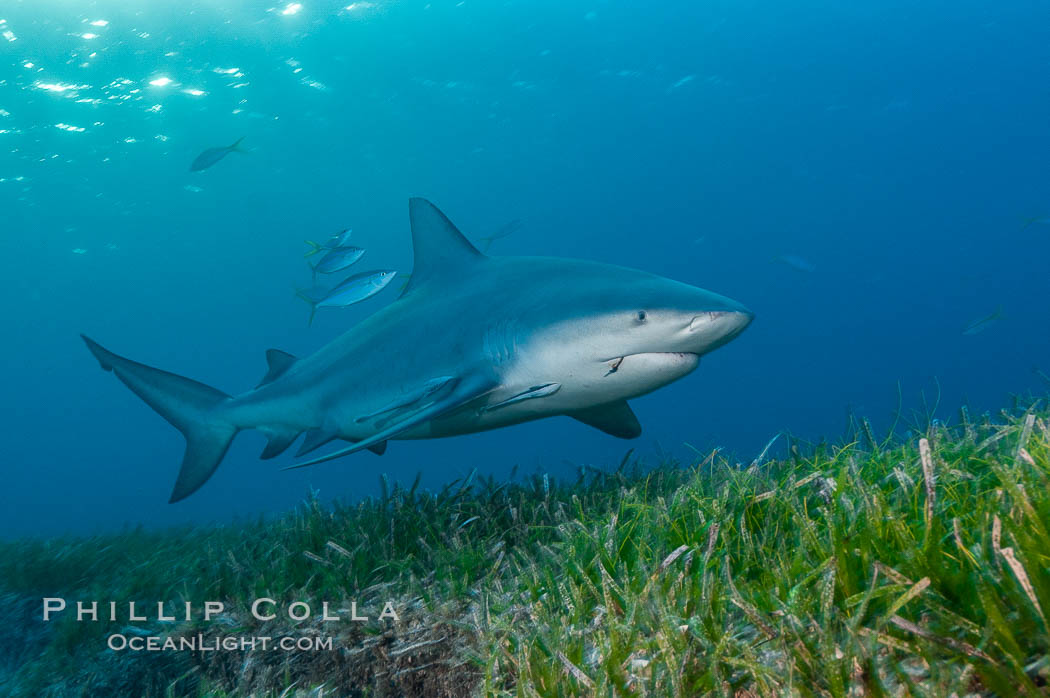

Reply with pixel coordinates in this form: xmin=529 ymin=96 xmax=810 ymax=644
xmin=82 ymin=198 xmax=753 ymax=503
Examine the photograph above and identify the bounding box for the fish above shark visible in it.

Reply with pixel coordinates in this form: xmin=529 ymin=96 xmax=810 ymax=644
xmin=189 ymin=137 xmax=248 ymax=172
xmin=82 ymin=198 xmax=754 ymax=502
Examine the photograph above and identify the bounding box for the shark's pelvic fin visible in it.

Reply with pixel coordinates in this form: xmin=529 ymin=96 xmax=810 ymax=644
xmin=257 ymin=349 xmax=298 ymax=388
xmin=401 ymin=198 xmax=486 ymax=296
xmin=285 ymin=371 xmax=499 ymax=470
xmin=570 ymin=401 xmax=642 ymax=439
xmin=81 ymin=335 xmax=238 ymax=503
xmin=367 ymin=441 xmax=388 ymax=455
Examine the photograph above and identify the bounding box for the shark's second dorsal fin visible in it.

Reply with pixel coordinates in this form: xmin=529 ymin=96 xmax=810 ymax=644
xmin=402 ymin=198 xmax=485 ymax=295
xmin=258 ymin=349 xmax=297 ymax=387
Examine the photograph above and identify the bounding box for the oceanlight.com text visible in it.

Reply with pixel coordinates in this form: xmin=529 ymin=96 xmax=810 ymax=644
xmin=107 ymin=633 xmax=336 ymax=652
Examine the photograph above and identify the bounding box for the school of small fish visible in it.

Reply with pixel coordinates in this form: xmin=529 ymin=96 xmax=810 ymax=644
xmin=295 ymin=228 xmax=398 ymax=324
xmin=188 ymin=143 xmax=526 ymax=326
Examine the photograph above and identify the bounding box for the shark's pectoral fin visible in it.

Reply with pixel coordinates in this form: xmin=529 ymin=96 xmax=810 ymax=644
xmin=284 ymin=371 xmax=499 ymax=470
xmin=570 ymin=401 xmax=642 ymax=439
xmin=367 ymin=441 xmax=387 ymax=455
xmin=257 ymin=349 xmax=298 ymax=388
xmin=260 ymin=427 xmax=301 ymax=460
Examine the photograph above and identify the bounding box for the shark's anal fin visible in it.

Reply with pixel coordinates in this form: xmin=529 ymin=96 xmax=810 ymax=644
xmin=257 ymin=349 xmax=297 ymax=388
xmin=570 ymin=401 xmax=642 ymax=439
xmin=297 ymin=428 xmax=338 ymax=456
xmin=260 ymin=427 xmax=301 ymax=460
xmin=284 ymin=371 xmax=498 ymax=470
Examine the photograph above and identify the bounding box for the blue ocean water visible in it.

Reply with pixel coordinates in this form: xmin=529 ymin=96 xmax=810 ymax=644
xmin=2 ymin=0 xmax=1048 ymax=538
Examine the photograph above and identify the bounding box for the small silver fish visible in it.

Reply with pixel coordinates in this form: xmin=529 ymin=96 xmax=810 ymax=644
xmin=311 ymin=246 xmax=365 ymax=276
xmin=320 ymin=270 xmax=397 ymax=307
xmin=189 ymin=137 xmax=246 ymax=171
xmin=304 ymin=228 xmax=352 ymax=257
xmin=297 ymin=270 xmax=397 ymax=324
xmin=962 ymin=307 xmax=1002 ymax=335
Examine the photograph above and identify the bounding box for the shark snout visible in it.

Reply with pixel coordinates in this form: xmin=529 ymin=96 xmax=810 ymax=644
xmin=687 ymin=307 xmax=753 ymax=354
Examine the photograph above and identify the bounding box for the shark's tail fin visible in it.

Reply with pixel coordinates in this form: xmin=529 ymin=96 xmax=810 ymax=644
xmin=229 ymin=136 xmax=249 ymax=154
xmin=81 ymin=335 xmax=238 ymax=503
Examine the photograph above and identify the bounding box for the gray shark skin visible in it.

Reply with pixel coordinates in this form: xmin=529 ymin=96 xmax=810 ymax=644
xmin=82 ymin=198 xmax=753 ymax=503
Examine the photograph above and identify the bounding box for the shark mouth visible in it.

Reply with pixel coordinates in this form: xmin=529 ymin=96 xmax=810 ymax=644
xmin=604 ymin=352 xmax=699 ymax=376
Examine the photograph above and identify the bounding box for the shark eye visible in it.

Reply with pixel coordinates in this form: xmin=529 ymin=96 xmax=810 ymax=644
xmin=636 ymin=310 xmax=648 ymax=323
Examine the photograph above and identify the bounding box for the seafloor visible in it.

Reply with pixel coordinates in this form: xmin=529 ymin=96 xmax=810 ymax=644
xmin=2 ymin=402 xmax=1048 ymax=697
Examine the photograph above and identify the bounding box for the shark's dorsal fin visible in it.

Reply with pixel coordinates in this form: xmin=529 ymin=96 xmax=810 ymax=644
xmin=402 ymin=198 xmax=485 ymax=295
xmin=570 ymin=401 xmax=642 ymax=439
xmin=258 ymin=349 xmax=297 ymax=387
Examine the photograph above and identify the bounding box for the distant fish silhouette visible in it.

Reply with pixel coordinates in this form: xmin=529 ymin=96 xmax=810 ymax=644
xmin=476 ymin=220 xmax=522 ymax=253
xmin=1021 ymin=215 xmax=1050 ymax=230
xmin=189 ymin=136 xmax=247 ymax=171
xmin=774 ymin=254 xmax=816 ymax=273
xmin=962 ymin=307 xmax=1002 ymax=336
